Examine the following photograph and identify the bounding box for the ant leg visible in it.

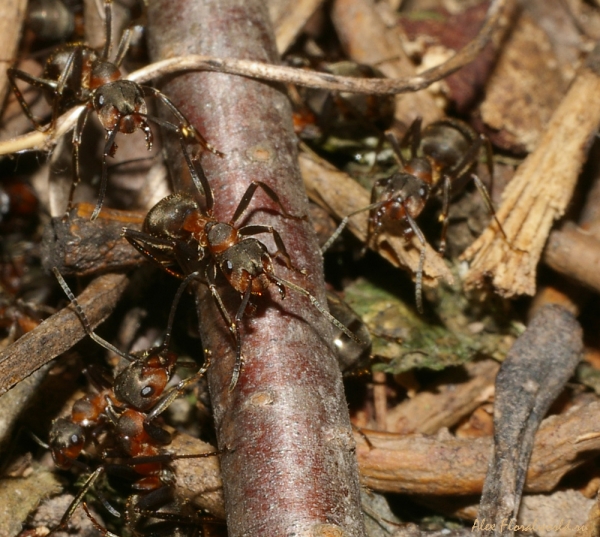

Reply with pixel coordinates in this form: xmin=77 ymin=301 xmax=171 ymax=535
xmin=229 ymin=285 xmax=253 ymax=391
xmin=141 ymin=86 xmax=224 ymax=157
xmin=82 ymin=502 xmax=119 ymax=537
xmin=471 ymin=173 xmax=508 ymax=242
xmin=238 ymin=224 xmax=304 ymax=275
xmin=267 ymin=272 xmax=366 ymax=346
xmin=146 ymin=115 xmax=214 ymax=212
xmin=121 ymin=228 xmax=185 ymax=279
xmin=52 ymin=268 xmax=135 ymax=362
xmin=438 ymin=174 xmax=452 ymax=256
xmin=91 ymin=127 xmax=120 ymax=220
xmin=52 ymin=48 xmax=79 ymax=129
xmin=399 ymin=117 xmax=423 ymax=162
xmin=404 ymin=210 xmax=427 ymax=314
xmin=53 ymin=466 xmax=106 ymax=533
xmin=230 ymin=181 xmax=307 ymax=226
xmin=66 ymin=106 xmax=91 ymax=216
xmin=100 ymin=0 xmax=113 ymax=61
xmin=7 ymin=69 xmax=58 ymax=132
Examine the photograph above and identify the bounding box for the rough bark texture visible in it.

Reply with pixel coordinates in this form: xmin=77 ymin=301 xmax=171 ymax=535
xmin=147 ymin=1 xmax=366 ymax=536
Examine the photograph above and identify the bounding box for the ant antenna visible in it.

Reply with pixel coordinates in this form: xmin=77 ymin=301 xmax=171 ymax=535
xmin=320 ymin=201 xmax=383 ymax=254
xmin=268 ymin=274 xmax=366 ymax=348
xmin=52 ymin=268 xmax=135 ymax=362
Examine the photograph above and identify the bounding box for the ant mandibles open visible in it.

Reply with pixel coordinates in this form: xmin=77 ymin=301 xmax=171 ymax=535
xmin=8 ymin=0 xmax=222 ymax=221
xmin=123 ymin=155 xmax=364 ymax=391
xmin=321 ymin=117 xmax=508 ymax=313
xmin=46 ymin=268 xmax=217 ymax=535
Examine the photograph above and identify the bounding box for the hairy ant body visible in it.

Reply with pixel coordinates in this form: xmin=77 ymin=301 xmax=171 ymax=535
xmin=123 ymin=158 xmax=362 ymax=390
xmin=45 ymin=269 xmax=217 ymax=535
xmin=8 ymin=0 xmax=221 ymax=220
xmin=322 ymin=117 xmax=506 ymax=312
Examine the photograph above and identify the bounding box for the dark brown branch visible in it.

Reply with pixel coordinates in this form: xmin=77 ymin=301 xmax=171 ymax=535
xmin=147 ymin=0 xmax=365 ymax=536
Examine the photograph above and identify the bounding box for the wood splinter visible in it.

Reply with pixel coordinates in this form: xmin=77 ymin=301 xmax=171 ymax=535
xmin=460 ymin=42 xmax=600 ymax=297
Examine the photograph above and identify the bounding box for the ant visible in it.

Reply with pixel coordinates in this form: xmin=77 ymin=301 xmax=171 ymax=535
xmin=321 ymin=117 xmax=507 ymax=312
xmin=44 ymin=268 xmax=217 ymax=534
xmin=123 ymin=157 xmax=363 ymax=390
xmin=8 ymin=0 xmax=222 ymax=221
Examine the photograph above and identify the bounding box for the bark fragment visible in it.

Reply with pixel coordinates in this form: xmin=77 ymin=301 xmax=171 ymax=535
xmin=461 ymin=43 xmax=600 ymax=296
xmin=477 ymin=304 xmax=583 ymax=536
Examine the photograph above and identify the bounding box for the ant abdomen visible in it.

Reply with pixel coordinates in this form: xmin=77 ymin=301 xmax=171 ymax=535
xmin=144 ymin=194 xmax=203 ymax=242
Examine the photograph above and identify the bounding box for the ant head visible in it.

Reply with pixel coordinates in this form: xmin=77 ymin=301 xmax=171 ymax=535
xmin=113 ymin=350 xmax=177 ymax=412
xmin=217 ymin=239 xmax=272 ymax=295
xmin=49 ymin=418 xmax=85 ymax=469
xmin=93 ymin=80 xmax=147 ymax=133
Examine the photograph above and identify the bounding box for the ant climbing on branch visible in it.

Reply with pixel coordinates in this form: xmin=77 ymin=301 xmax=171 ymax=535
xmin=45 ymin=268 xmax=217 ymax=535
xmin=123 ymin=156 xmax=364 ymax=390
xmin=321 ymin=117 xmax=507 ymax=312
xmin=8 ymin=0 xmax=222 ymax=220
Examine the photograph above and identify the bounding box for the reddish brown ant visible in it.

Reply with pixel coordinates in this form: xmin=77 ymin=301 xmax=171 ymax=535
xmin=123 ymin=157 xmax=363 ymax=390
xmin=322 ymin=117 xmax=507 ymax=312
xmin=8 ymin=0 xmax=222 ymax=220
xmin=45 ymin=268 xmax=217 ymax=534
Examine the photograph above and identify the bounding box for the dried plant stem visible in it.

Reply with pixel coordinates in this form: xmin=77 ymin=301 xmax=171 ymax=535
xmin=461 ymin=43 xmax=600 ymax=296
xmin=0 ymin=0 xmax=510 ymax=157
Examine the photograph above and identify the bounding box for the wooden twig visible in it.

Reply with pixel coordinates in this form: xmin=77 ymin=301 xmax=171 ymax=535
xmin=0 ymin=0 xmax=511 ymax=157
xmin=0 ymin=273 xmax=128 ymax=395
xmin=355 ymin=399 xmax=600 ymax=495
xmin=461 ymin=42 xmax=600 ymax=296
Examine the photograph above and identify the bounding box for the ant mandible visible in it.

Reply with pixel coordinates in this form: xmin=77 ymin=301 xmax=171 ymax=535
xmin=322 ymin=117 xmax=507 ymax=312
xmin=8 ymin=0 xmax=222 ymax=221
xmin=123 ymin=157 xmax=363 ymax=391
xmin=46 ymin=269 xmax=216 ymax=535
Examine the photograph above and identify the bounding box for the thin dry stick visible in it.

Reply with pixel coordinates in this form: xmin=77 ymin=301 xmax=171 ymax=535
xmin=0 ymin=0 xmax=510 ymax=156
xmin=460 ymin=42 xmax=600 ymax=297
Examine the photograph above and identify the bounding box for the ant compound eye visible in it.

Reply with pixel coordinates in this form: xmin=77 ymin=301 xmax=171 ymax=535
xmin=71 ymin=433 xmax=82 ymax=446
xmin=141 ymin=385 xmax=154 ymax=398
xmin=225 ymin=260 xmax=234 ymax=273
xmin=419 ymin=188 xmax=427 ymax=196
xmin=98 ymin=94 xmax=105 ymax=106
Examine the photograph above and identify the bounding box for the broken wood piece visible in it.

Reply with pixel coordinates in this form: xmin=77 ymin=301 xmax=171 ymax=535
xmin=478 ymin=304 xmax=583 ymax=536
xmin=0 ymin=273 xmax=128 ymax=395
xmin=355 ymin=398 xmax=599 ymax=496
xmin=460 ymin=42 xmax=600 ymax=297
xmin=385 ymin=359 xmax=499 ymax=435
xmin=544 ymin=222 xmax=600 ymax=295
xmin=41 ymin=203 xmax=145 ymax=277
xmin=299 ymin=149 xmax=454 ymax=287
